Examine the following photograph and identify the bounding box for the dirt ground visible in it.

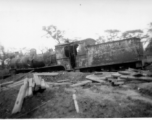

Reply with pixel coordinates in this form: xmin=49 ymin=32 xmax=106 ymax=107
xmin=1 ymin=71 xmax=152 ymax=118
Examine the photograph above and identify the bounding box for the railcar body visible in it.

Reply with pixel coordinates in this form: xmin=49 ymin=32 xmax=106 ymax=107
xmin=55 ymin=37 xmax=144 ymax=71
xmin=10 ymin=37 xmax=144 ymax=73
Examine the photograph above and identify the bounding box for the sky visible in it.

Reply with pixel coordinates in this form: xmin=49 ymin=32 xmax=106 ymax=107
xmin=0 ymin=0 xmax=152 ymax=53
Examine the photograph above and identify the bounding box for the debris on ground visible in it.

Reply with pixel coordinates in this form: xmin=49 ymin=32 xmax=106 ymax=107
xmin=71 ymin=80 xmax=92 ymax=87
xmin=1 ymin=69 xmax=152 ymax=118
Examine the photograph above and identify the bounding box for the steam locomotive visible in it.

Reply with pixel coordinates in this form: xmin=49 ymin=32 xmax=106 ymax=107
xmin=10 ymin=37 xmax=144 ymax=73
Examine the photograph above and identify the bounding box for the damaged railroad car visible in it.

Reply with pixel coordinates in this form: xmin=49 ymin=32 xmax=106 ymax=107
xmin=55 ymin=37 xmax=144 ymax=71
xmin=10 ymin=37 xmax=144 ymax=73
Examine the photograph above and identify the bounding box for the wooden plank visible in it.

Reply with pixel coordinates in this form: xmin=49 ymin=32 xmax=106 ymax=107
xmin=13 ymin=79 xmax=24 ymax=85
xmin=9 ymin=79 xmax=25 ymax=86
xmin=45 ymin=82 xmax=50 ymax=88
xmin=34 ymin=72 xmax=59 ymax=76
xmin=86 ymin=74 xmax=106 ymax=83
xmin=41 ymin=79 xmax=46 ymax=89
xmin=94 ymin=72 xmax=103 ymax=75
xmin=111 ymin=81 xmax=124 ymax=86
xmin=0 ymin=81 xmax=14 ymax=87
xmin=57 ymin=79 xmax=70 ymax=83
xmin=33 ymin=74 xmax=41 ymax=86
xmin=114 ymin=81 xmax=124 ymax=85
xmin=28 ymin=78 xmax=33 ymax=87
xmin=107 ymin=78 xmax=117 ymax=82
xmin=119 ymin=71 xmax=143 ymax=77
xmin=7 ymin=78 xmax=29 ymax=88
xmin=108 ymin=77 xmax=124 ymax=82
xmin=120 ymin=75 xmax=152 ymax=82
xmin=15 ymin=75 xmax=25 ymax=82
xmin=119 ymin=71 xmax=132 ymax=75
xmin=71 ymin=80 xmax=92 ymax=87
xmin=25 ymin=87 xmax=29 ymax=98
xmin=7 ymin=82 xmax=23 ymax=88
xmin=2 ymin=79 xmax=26 ymax=90
xmin=32 ymin=80 xmax=35 ymax=88
xmin=111 ymin=73 xmax=121 ymax=78
xmin=27 ymin=78 xmax=33 ymax=97
xmin=38 ymin=77 xmax=46 ymax=89
xmin=28 ymin=86 xmax=33 ymax=97
xmin=46 ymin=82 xmax=71 ymax=85
xmin=12 ymin=78 xmax=29 ymax=114
xmin=73 ymin=94 xmax=79 ymax=113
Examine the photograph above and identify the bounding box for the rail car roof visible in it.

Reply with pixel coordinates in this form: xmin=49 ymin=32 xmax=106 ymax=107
xmin=87 ymin=37 xmax=141 ymax=47
xmin=55 ymin=38 xmax=96 ymax=47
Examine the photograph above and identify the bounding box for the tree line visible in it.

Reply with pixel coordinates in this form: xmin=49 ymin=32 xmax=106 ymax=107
xmin=0 ymin=22 xmax=152 ymax=69
xmin=42 ymin=22 xmax=152 ymax=44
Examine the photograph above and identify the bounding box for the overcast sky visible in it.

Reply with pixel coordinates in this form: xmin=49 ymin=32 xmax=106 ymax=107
xmin=0 ymin=0 xmax=152 ymax=53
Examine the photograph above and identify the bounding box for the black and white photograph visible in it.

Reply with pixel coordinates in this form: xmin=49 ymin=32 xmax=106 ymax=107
xmin=0 ymin=0 xmax=152 ymax=118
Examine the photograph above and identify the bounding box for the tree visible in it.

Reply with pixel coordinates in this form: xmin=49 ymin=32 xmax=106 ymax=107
xmin=105 ymin=29 xmax=120 ymax=41
xmin=144 ymin=22 xmax=152 ymax=57
xmin=42 ymin=25 xmax=64 ymax=44
xmin=19 ymin=47 xmax=30 ymax=55
xmin=0 ymin=45 xmax=13 ymax=68
xmin=0 ymin=45 xmax=6 ymax=68
xmin=96 ymin=36 xmax=106 ymax=44
xmin=39 ymin=47 xmax=49 ymax=54
xmin=148 ymin=22 xmax=152 ymax=33
xmin=146 ymin=22 xmax=152 ymax=38
xmin=122 ymin=29 xmax=143 ymax=39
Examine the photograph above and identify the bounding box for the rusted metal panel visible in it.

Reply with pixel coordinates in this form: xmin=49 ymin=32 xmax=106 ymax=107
xmin=87 ymin=38 xmax=144 ymax=67
xmin=76 ymin=55 xmax=88 ymax=68
xmin=55 ymin=45 xmax=67 ymax=60
xmin=56 ymin=58 xmax=71 ymax=70
xmin=55 ymin=45 xmax=71 ymax=70
xmin=76 ymin=38 xmax=96 ymax=56
xmin=75 ymin=39 xmax=96 ymax=68
xmin=76 ymin=42 xmax=91 ymax=68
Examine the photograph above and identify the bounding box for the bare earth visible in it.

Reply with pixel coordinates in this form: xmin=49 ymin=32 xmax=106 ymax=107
xmin=1 ymin=71 xmax=152 ymax=118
